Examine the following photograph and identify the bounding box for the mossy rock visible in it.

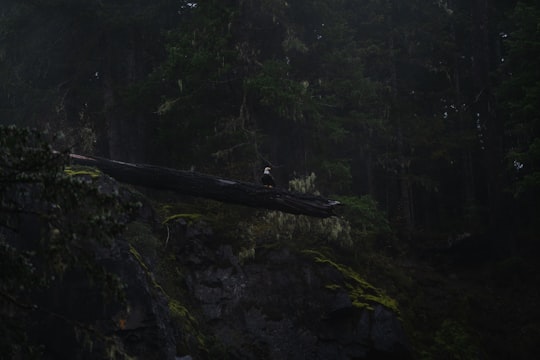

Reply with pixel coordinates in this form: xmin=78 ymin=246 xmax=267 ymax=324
xmin=64 ymin=165 xmax=102 ymax=178
xmin=303 ymin=249 xmax=400 ymax=315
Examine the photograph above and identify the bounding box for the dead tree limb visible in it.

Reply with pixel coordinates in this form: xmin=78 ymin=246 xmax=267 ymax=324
xmin=69 ymin=154 xmax=340 ymax=218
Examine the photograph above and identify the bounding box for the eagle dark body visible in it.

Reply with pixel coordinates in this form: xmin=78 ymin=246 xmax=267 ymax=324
xmin=261 ymin=167 xmax=275 ymax=187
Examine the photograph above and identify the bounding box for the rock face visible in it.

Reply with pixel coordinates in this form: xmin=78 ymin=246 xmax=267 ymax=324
xmin=2 ymin=174 xmax=177 ymax=360
xmin=4 ymin=170 xmax=410 ymax=360
xmin=25 ymin=238 xmax=177 ymax=360
xmin=171 ymin=220 xmax=412 ymax=360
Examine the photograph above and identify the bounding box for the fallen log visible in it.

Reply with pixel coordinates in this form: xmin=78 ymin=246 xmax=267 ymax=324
xmin=69 ymin=154 xmax=340 ymax=218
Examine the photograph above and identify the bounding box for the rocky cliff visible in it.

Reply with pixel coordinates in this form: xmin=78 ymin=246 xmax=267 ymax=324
xmin=162 ymin=216 xmax=411 ymax=359
xmin=2 ymin=167 xmax=411 ymax=359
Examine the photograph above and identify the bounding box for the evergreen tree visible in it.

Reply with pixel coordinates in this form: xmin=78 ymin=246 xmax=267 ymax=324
xmin=0 ymin=0 xmax=179 ymax=160
xmin=497 ymin=0 xmax=540 ymax=238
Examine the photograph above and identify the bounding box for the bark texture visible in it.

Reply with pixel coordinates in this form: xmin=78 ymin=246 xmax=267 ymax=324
xmin=69 ymin=154 xmax=340 ymax=218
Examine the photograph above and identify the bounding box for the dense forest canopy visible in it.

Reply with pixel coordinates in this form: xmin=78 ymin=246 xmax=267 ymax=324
xmin=2 ymin=0 xmax=540 ymax=359
xmin=2 ymin=0 xmax=538 ymax=244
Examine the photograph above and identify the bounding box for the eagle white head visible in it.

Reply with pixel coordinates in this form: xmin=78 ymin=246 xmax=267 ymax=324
xmin=264 ymin=167 xmax=271 ymax=174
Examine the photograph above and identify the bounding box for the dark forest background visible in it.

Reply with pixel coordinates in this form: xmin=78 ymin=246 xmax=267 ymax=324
xmin=2 ymin=0 xmax=539 ymax=244
xmin=1 ymin=0 xmax=540 ymax=358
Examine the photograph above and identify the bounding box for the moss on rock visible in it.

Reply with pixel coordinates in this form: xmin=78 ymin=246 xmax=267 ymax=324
xmin=64 ymin=165 xmax=102 ymax=178
xmin=303 ymin=249 xmax=400 ymax=315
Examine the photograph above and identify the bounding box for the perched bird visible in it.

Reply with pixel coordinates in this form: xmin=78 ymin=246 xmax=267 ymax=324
xmin=261 ymin=167 xmax=276 ymax=188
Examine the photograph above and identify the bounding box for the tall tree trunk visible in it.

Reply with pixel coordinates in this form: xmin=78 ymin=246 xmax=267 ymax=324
xmin=388 ymin=4 xmax=414 ymax=239
xmin=103 ymin=73 xmax=121 ymax=161
xmin=471 ymin=0 xmax=507 ymax=249
xmin=452 ymin=34 xmax=476 ymax=229
xmin=102 ymin=30 xmax=148 ymax=163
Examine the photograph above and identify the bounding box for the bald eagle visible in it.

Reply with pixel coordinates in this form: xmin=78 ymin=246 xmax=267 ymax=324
xmin=261 ymin=167 xmax=275 ymax=188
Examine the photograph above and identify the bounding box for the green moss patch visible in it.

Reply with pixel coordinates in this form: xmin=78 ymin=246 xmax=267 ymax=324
xmin=303 ymin=249 xmax=400 ymax=315
xmin=128 ymin=243 xmax=209 ymax=354
xmin=64 ymin=166 xmax=102 ymax=178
